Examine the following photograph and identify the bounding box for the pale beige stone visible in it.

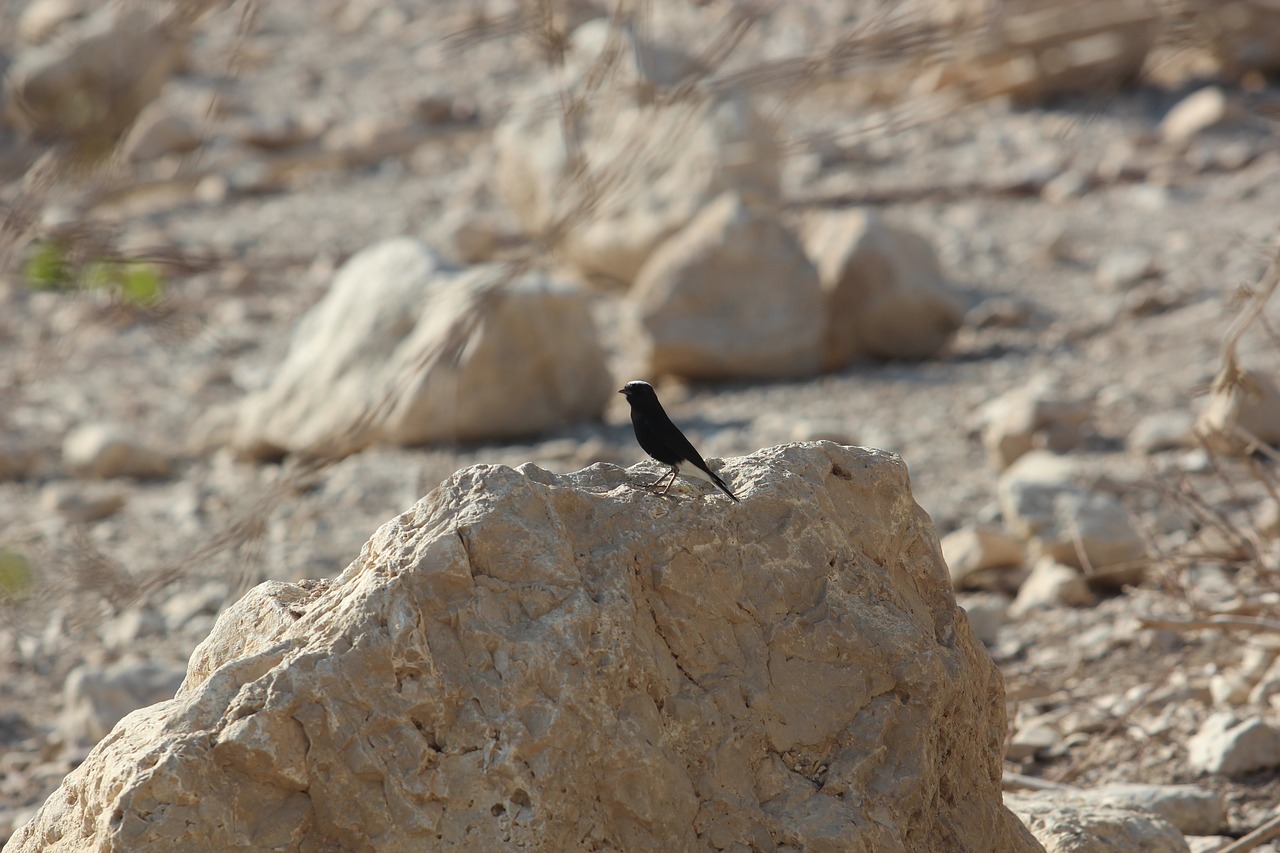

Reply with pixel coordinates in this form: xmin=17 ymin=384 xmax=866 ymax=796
xmin=494 ymin=23 xmax=780 ymax=284
xmin=802 ymin=209 xmax=963 ymax=366
xmin=634 ymin=193 xmax=823 ymax=380
xmin=63 ymin=423 xmax=171 ymax=479
xmin=4 ymin=7 xmax=185 ymax=143
xmin=1008 ymin=793 xmax=1190 ymax=853
xmin=1196 ymin=365 xmax=1280 ymax=454
xmin=942 ymin=525 xmax=1026 ymax=590
xmin=233 ymin=239 xmax=614 ymax=458
xmin=8 ymin=443 xmax=1039 ymax=853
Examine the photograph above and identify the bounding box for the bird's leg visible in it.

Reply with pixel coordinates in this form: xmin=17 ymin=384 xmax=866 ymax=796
xmin=657 ymin=466 xmax=679 ymax=495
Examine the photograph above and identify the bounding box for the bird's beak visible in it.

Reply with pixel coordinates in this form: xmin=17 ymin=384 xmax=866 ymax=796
xmin=618 ymin=388 xmax=625 ymax=395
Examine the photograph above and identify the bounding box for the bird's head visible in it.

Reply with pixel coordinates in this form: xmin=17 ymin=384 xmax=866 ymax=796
xmin=619 ymin=380 xmax=654 ymax=400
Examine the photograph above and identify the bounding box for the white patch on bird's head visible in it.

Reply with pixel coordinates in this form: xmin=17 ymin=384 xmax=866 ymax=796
xmin=619 ymin=380 xmax=654 ymax=397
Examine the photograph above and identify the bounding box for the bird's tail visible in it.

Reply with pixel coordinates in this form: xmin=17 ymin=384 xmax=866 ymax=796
xmin=683 ymin=460 xmax=741 ymax=502
xmin=709 ymin=469 xmax=740 ymax=503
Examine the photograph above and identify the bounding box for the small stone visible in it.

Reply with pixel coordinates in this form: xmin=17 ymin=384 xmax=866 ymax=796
xmin=1096 ymin=248 xmax=1158 ymax=290
xmin=0 ymin=441 xmax=37 ymax=481
xmin=160 ymin=583 xmax=228 ymax=632
xmin=40 ymin=483 xmax=126 ymax=523
xmin=1187 ymin=839 xmax=1233 ymax=853
xmin=1209 ymin=671 xmax=1252 ymax=707
xmin=1128 ymin=412 xmax=1196 ymax=455
xmin=1248 ymin=655 xmax=1280 ymax=708
xmin=16 ymin=0 xmax=92 ymax=44
xmin=1178 ymin=448 xmax=1212 ymax=473
xmin=1124 ymin=283 xmax=1185 ymax=318
xmin=1160 ymin=87 xmax=1237 ymax=144
xmin=998 ymin=453 xmax=1146 ymax=584
xmin=1009 ymin=558 xmax=1094 ymax=617
xmin=979 ymin=381 xmax=1093 ymax=469
xmin=63 ymin=423 xmax=171 ymax=479
xmin=1008 ymin=793 xmax=1192 ymax=853
xmin=60 ymin=660 xmax=187 ymax=744
xmin=942 ymin=526 xmax=1026 ymax=590
xmin=958 ymin=592 xmax=1010 ymax=645
xmin=431 ymin=208 xmax=502 ymax=265
xmin=1187 ymin=712 xmax=1280 ymax=777
xmin=235 ymin=112 xmax=327 ymax=151
xmin=1196 ymin=365 xmax=1280 ymax=454
xmin=100 ymin=609 xmax=164 ymax=651
xmin=1041 ymin=169 xmax=1091 ymax=203
xmin=966 ymin=297 xmax=1032 ymax=329
xmin=121 ymin=104 xmax=201 ymax=162
xmin=1007 ymin=720 xmax=1060 ymax=761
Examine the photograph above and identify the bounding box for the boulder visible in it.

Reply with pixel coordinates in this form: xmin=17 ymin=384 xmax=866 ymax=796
xmin=633 ymin=193 xmax=823 ymax=380
xmin=493 ymin=21 xmax=781 ymax=284
xmin=233 ymin=239 xmax=614 ymax=458
xmin=4 ymin=6 xmax=185 ymax=146
xmin=1008 ymin=793 xmax=1190 ymax=853
xmin=63 ymin=423 xmax=172 ymax=479
xmin=7 ymin=443 xmax=1039 ymax=853
xmin=801 ymin=209 xmax=963 ymax=366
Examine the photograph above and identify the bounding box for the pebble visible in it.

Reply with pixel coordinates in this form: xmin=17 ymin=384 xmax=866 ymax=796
xmin=1160 ymin=87 xmax=1236 ymax=144
xmin=1095 ymin=248 xmax=1157 ymax=290
xmin=958 ymin=592 xmax=1009 ymax=645
xmin=942 ymin=526 xmax=1026 ymax=591
xmin=1187 ymin=712 xmax=1280 ymax=777
xmin=1009 ymin=558 xmax=1094 ymax=617
xmin=63 ymin=423 xmax=171 ymax=480
xmin=60 ymin=660 xmax=187 ymax=744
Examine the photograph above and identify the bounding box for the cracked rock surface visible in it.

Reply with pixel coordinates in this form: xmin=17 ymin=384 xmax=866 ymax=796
xmin=5 ymin=443 xmax=1037 ymax=852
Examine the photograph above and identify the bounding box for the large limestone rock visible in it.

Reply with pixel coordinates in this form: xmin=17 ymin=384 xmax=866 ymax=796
xmin=633 ymin=193 xmax=824 ymax=380
xmin=802 ymin=209 xmax=963 ymax=366
xmin=7 ymin=443 xmax=1040 ymax=853
xmin=233 ymin=238 xmax=614 ymax=458
xmin=493 ymin=21 xmax=781 ymax=284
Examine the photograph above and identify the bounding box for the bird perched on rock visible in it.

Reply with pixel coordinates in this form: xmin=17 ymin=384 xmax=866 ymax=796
xmin=619 ymin=380 xmax=739 ymax=502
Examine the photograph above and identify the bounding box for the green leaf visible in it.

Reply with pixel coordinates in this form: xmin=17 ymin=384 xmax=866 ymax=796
xmin=120 ymin=263 xmax=163 ymax=306
xmin=22 ymin=241 xmax=74 ymax=291
xmin=0 ymin=549 xmax=36 ymax=602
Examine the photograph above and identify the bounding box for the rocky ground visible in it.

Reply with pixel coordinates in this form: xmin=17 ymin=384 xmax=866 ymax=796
xmin=2 ymin=0 xmax=1280 ymax=849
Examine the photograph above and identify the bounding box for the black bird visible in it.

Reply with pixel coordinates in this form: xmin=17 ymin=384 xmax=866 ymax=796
xmin=619 ymin=380 xmax=739 ymax=502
